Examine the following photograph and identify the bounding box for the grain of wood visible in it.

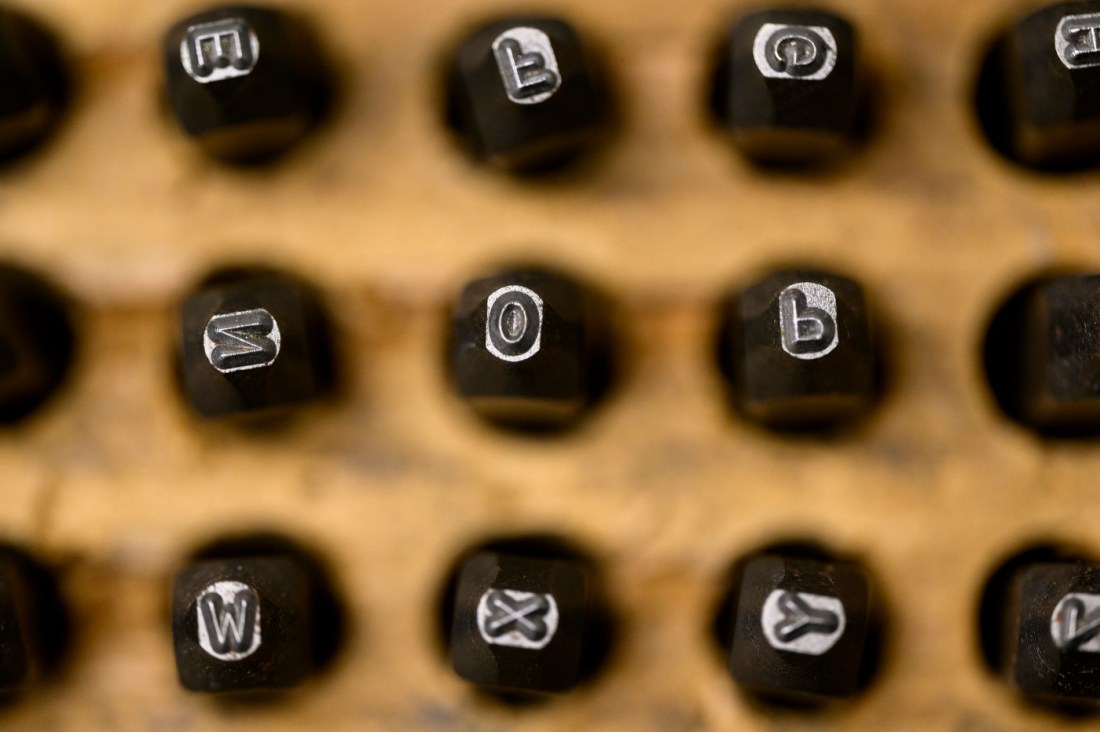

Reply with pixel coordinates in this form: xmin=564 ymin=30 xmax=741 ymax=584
xmin=0 ymin=0 xmax=1094 ymax=729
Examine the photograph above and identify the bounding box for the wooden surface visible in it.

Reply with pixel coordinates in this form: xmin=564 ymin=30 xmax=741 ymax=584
xmin=0 ymin=0 xmax=1098 ymax=729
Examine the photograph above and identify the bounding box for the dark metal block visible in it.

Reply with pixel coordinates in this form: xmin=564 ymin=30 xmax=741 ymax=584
xmin=163 ymin=5 xmax=329 ymax=161
xmin=728 ymin=553 xmax=873 ymax=703
xmin=449 ymin=266 xmax=609 ymax=430
xmin=997 ymin=2 xmax=1100 ymax=167
xmin=718 ymin=268 xmax=877 ymax=430
xmin=449 ymin=551 xmax=592 ymax=694
xmin=713 ymin=8 xmax=862 ymax=165
xmin=984 ymin=273 xmax=1100 ymax=434
xmin=447 ymin=16 xmax=607 ymax=171
xmin=172 ymin=556 xmax=315 ymax=692
xmin=1006 ymin=561 xmax=1100 ymax=706
xmin=178 ymin=269 xmax=334 ymax=418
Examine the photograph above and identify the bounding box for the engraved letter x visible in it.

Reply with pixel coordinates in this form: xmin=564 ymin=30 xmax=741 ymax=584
xmin=485 ymin=591 xmax=550 ymax=640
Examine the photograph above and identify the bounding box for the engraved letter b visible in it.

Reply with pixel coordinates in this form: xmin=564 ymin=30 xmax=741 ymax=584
xmin=778 ymin=285 xmax=838 ymax=360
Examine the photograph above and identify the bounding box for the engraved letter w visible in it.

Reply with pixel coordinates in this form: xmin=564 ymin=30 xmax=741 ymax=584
xmin=199 ymin=589 xmax=257 ymax=654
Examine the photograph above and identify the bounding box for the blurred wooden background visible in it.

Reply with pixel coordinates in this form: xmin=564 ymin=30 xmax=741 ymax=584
xmin=0 ymin=0 xmax=1097 ymax=729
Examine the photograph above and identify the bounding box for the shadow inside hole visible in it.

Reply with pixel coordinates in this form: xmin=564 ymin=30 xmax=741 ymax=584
xmin=981 ymin=274 xmax=1033 ymax=432
xmin=0 ymin=542 xmax=71 ymax=709
xmin=0 ymin=264 xmax=76 ymax=426
xmin=973 ymin=34 xmax=1015 ymax=165
xmin=0 ymin=9 xmax=73 ymax=170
